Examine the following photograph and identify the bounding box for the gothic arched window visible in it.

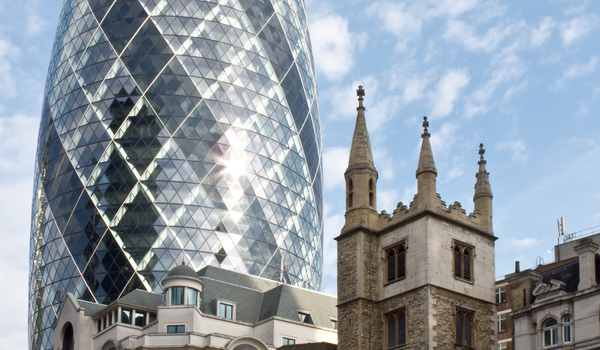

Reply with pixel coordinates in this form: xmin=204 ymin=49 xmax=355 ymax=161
xmin=454 ymin=241 xmax=473 ymax=282
xmin=385 ymin=242 xmax=406 ymax=283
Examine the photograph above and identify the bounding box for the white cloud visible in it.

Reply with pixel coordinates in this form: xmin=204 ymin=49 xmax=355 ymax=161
xmin=559 ymin=14 xmax=599 ymax=46
xmin=531 ymin=17 xmax=556 ymax=46
xmin=366 ymin=2 xmax=424 ymax=51
xmin=367 ymin=95 xmax=401 ymax=131
xmin=553 ymin=56 xmax=599 ymax=89
xmin=504 ymin=237 xmax=543 ymax=249
xmin=0 ymin=114 xmax=38 ymax=174
xmin=497 ymin=139 xmax=529 ymax=164
xmin=325 ymin=77 xmax=401 ymax=131
xmin=428 ymin=69 xmax=470 ymax=118
xmin=429 ymin=121 xmax=460 ymax=159
xmin=372 ymin=146 xmax=398 ymax=182
xmin=0 ymin=178 xmax=33 ymax=349
xmin=0 ymin=39 xmax=22 ymax=98
xmin=378 ymin=189 xmax=400 ymax=213
xmin=0 ymin=114 xmax=39 ymax=349
xmin=365 ymin=0 xmax=482 ymax=51
xmin=390 ymin=61 xmax=435 ymax=104
xmin=325 ymin=76 xmax=379 ymax=122
xmin=323 ymin=147 xmax=349 ymax=191
xmin=25 ymin=0 xmax=47 ymax=37
xmin=309 ymin=12 xmax=358 ymax=81
xmin=321 ymin=206 xmax=344 ymax=295
xmin=443 ymin=19 xmax=519 ymax=53
xmin=466 ymin=51 xmax=527 ymax=117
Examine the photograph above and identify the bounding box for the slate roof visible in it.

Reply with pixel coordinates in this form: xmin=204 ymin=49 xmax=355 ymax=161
xmin=197 ymin=266 xmax=337 ymax=329
xmin=77 ymin=300 xmax=106 ymax=316
xmin=118 ymin=290 xmax=164 ymax=309
xmin=539 ymin=254 xmax=600 ymax=294
xmin=74 ymin=265 xmax=337 ymax=330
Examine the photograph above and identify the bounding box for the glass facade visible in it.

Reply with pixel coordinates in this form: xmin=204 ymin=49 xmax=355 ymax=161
xmin=28 ymin=0 xmax=323 ymax=349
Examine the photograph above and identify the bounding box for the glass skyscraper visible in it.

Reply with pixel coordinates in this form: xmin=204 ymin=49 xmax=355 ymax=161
xmin=29 ymin=0 xmax=323 ymax=348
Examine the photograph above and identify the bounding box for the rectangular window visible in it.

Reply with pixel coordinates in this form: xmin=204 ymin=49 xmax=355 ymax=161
xmin=219 ymin=302 xmax=233 ymax=319
xmin=385 ymin=242 xmax=407 ymax=284
xmin=171 ymin=287 xmax=184 ymax=305
xmin=385 ymin=308 xmax=406 ymax=348
xmin=498 ymin=343 xmax=507 ymax=350
xmin=149 ymin=313 xmax=157 ymax=324
xmin=187 ymin=288 xmax=198 ymax=306
xmin=282 ymin=337 xmax=296 ymax=345
xmin=121 ymin=308 xmax=132 ymax=324
xmin=454 ymin=241 xmax=474 ymax=282
xmin=134 ymin=311 xmax=146 ymax=327
xmin=496 ymin=286 xmax=507 ymax=303
xmin=498 ymin=314 xmax=507 ymax=332
xmin=455 ymin=308 xmax=474 ymax=347
xmin=167 ymin=325 xmax=185 ymax=333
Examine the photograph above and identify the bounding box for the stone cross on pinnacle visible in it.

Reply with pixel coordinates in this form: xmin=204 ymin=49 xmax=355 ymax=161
xmin=357 ymin=85 xmax=365 ymax=110
xmin=422 ymin=116 xmax=430 ymax=137
xmin=479 ymin=143 xmax=485 ymax=160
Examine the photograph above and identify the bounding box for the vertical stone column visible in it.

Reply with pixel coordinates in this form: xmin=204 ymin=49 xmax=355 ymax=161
xmin=574 ymin=238 xmax=599 ymax=291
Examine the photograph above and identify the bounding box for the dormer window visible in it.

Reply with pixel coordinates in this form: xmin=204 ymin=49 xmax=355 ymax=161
xmin=217 ymin=300 xmax=235 ymax=319
xmin=298 ymin=311 xmax=313 ymax=324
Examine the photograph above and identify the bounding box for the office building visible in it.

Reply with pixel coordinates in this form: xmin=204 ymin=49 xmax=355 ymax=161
xmin=29 ymin=0 xmax=323 ymax=348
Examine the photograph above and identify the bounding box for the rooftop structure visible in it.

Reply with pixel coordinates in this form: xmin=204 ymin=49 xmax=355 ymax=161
xmin=54 ymin=265 xmax=337 ymax=350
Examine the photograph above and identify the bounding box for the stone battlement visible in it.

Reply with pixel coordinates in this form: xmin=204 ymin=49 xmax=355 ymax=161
xmin=378 ymin=194 xmax=493 ymax=235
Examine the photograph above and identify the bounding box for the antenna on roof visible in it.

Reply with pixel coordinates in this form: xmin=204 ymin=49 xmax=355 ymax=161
xmin=557 ymin=217 xmax=566 ymax=236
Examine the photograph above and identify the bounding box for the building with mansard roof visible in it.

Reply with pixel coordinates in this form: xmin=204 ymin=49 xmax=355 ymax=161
xmin=53 ymin=265 xmax=337 ymax=350
xmin=497 ymin=232 xmax=600 ymax=350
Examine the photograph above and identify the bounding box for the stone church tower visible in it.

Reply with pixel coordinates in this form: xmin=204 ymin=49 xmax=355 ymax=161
xmin=336 ymin=86 xmax=497 ymax=350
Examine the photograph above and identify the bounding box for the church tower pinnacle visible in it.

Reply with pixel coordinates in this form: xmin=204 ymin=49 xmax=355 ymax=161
xmin=415 ymin=117 xmax=438 ymax=208
xmin=474 ymin=143 xmax=493 ymax=232
xmin=343 ymin=85 xmax=378 ymax=231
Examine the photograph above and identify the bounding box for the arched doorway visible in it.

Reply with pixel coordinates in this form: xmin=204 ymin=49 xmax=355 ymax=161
xmin=62 ymin=323 xmax=74 ymax=350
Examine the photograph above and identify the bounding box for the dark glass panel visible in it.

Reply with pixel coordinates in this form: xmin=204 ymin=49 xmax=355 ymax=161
xmin=387 ymin=315 xmax=396 ymax=347
xmin=238 ymin=0 xmax=274 ymax=33
xmin=455 ymin=313 xmax=462 ymax=344
xmin=465 ymin=314 xmax=472 ymax=346
xmin=387 ymin=249 xmax=395 ymax=283
xmin=454 ymin=246 xmax=462 ymax=278
xmin=121 ymin=308 xmax=132 ymax=324
xmin=257 ymin=16 xmax=294 ymax=80
xmin=101 ymin=0 xmax=148 ymax=54
xmin=398 ymin=311 xmax=406 ymax=345
xmin=464 ymin=249 xmax=471 ymax=280
xmin=398 ymin=245 xmax=406 ymax=279
xmin=134 ymin=311 xmax=145 ymax=327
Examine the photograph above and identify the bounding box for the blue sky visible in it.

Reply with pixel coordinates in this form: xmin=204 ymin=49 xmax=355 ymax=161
xmin=1 ymin=0 xmax=599 ymax=347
